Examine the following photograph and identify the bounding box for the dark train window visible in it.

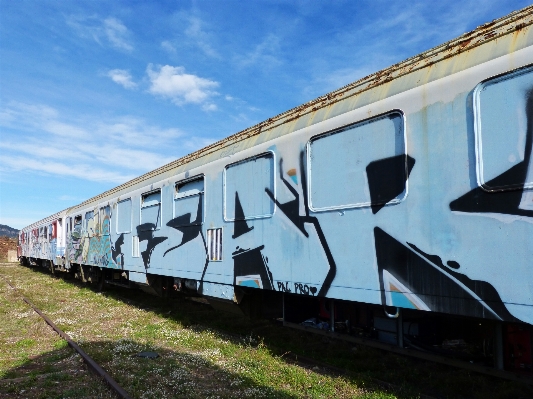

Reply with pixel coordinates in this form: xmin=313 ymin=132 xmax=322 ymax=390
xmin=308 ymin=111 xmax=407 ymax=211
xmin=117 ymin=199 xmax=132 ymax=234
xmin=173 ymin=176 xmax=204 ymax=227
xmin=85 ymin=211 xmax=94 ymax=237
xmin=224 ymin=153 xmax=274 ymax=221
xmin=474 ymin=65 xmax=533 ymax=198
xmin=141 ymin=190 xmax=161 ymax=231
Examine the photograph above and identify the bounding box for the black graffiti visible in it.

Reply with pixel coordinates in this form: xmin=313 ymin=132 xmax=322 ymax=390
xmin=366 ymin=154 xmax=415 ymax=214
xmin=232 ymin=192 xmax=254 ymax=238
xmin=265 ymin=153 xmax=337 ymax=297
xmin=111 ymin=233 xmax=125 ymax=269
xmin=136 ymin=223 xmax=168 ymax=269
xmin=407 ymin=242 xmax=461 ymax=270
xmin=276 ymin=280 xmax=318 ymax=297
xmin=294 ymin=282 xmax=318 ymax=296
xmin=232 ymin=245 xmax=273 ymax=290
xmin=164 ymin=199 xmax=204 ymax=256
xmin=276 ymin=281 xmax=292 ymax=292
xmin=163 ymin=198 xmax=209 ymax=294
xmin=374 ymin=227 xmax=519 ymax=321
xmin=450 ymin=88 xmax=533 ymax=217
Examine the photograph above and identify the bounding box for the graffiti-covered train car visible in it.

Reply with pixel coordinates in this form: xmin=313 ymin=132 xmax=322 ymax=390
xmin=19 ymin=7 xmax=533 ymax=373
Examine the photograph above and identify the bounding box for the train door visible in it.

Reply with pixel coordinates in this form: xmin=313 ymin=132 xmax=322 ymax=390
xmin=65 ymin=216 xmax=73 ymax=265
xmin=164 ymin=176 xmax=206 ymax=279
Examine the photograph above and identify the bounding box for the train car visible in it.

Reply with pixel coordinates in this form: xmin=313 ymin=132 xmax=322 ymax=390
xmin=19 ymin=210 xmax=67 ymax=273
xmin=19 ymin=7 xmax=533 ymax=373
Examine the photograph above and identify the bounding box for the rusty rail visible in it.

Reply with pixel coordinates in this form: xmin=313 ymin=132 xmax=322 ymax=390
xmin=2 ymin=275 xmax=132 ymax=399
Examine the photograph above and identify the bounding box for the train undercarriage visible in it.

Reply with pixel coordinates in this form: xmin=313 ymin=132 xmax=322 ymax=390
xmin=19 ymin=256 xmax=533 ymax=381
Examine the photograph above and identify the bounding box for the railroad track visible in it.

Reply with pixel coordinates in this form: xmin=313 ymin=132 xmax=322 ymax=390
xmin=4 ymin=266 xmax=532 ymax=398
xmin=1 ymin=275 xmax=131 ymax=399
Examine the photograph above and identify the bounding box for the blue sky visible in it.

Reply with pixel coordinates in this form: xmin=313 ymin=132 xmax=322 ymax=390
xmin=0 ymin=0 xmax=529 ymax=230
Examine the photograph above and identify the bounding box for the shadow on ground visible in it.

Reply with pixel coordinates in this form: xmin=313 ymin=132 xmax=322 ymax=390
xmin=11 ymin=264 xmax=533 ymax=399
xmin=0 ymin=338 xmax=300 ymax=399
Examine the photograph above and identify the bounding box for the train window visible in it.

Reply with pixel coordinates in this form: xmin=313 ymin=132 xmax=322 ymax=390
xmin=173 ymin=176 xmax=204 ymax=227
xmin=85 ymin=211 xmax=94 ymax=237
xmin=100 ymin=206 xmax=111 ymax=235
xmin=140 ymin=190 xmax=161 ymax=231
xmin=224 ymin=152 xmax=275 ymax=221
xmin=308 ymin=111 xmax=407 ymax=211
xmin=117 ymin=199 xmax=132 ymax=234
xmin=474 ymin=65 xmax=533 ymax=195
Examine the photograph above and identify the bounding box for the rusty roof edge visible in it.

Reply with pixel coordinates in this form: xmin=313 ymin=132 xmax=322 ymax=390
xmin=22 ymin=211 xmax=63 ymax=232
xmin=68 ymin=5 xmax=533 ymax=211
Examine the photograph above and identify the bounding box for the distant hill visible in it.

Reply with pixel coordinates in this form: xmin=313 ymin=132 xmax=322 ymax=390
xmin=0 ymin=224 xmax=19 ymax=238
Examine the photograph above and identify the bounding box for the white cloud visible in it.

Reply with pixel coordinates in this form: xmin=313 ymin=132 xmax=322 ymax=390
xmin=235 ymin=34 xmax=282 ymax=69
xmin=161 ymin=40 xmax=177 ymax=54
xmin=103 ymin=17 xmax=133 ymax=52
xmin=1 ymin=155 xmax=135 ymax=184
xmin=106 ymin=69 xmax=137 ymax=89
xmin=161 ymin=14 xmax=220 ymax=58
xmin=66 ymin=15 xmax=133 ymax=52
xmin=202 ymin=103 xmax=217 ymax=112
xmin=184 ymin=16 xmax=220 ymax=58
xmin=147 ymin=64 xmax=219 ymax=106
xmin=0 ymin=102 xmax=192 ymax=184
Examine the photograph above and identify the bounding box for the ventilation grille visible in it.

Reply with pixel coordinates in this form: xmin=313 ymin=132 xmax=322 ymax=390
xmin=132 ymin=236 xmax=140 ymax=258
xmin=207 ymin=228 xmax=222 ymax=261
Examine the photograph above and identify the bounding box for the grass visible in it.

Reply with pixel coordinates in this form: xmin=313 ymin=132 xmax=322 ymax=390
xmin=0 ymin=264 xmax=115 ymax=399
xmin=1 ymin=262 xmax=532 ymax=398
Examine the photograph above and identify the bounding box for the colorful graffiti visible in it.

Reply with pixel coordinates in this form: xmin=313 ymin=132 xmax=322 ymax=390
xmin=65 ymin=209 xmax=122 ymax=269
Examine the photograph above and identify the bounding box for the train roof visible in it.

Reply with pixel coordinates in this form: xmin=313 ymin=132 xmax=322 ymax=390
xmin=23 ymin=5 xmax=533 ymax=228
